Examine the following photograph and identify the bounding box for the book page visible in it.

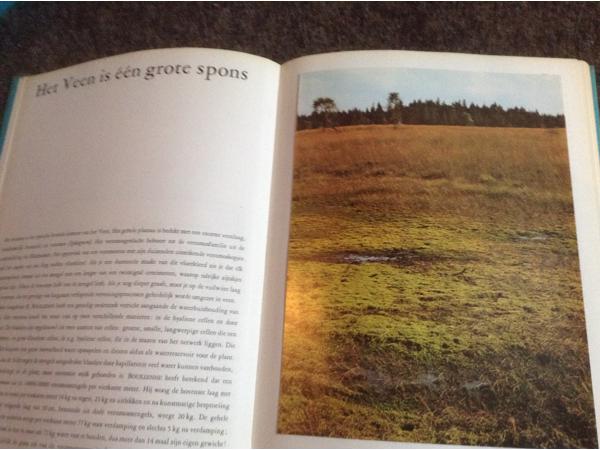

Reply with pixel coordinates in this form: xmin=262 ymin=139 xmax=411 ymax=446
xmin=0 ymin=48 xmax=279 ymax=448
xmin=254 ymin=51 xmax=600 ymax=448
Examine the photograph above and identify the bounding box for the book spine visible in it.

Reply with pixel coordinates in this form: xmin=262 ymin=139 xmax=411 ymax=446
xmin=590 ymin=66 xmax=600 ymax=154
xmin=0 ymin=76 xmax=21 ymax=158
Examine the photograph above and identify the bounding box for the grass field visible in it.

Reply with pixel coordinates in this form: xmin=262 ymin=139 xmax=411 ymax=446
xmin=277 ymin=124 xmax=597 ymax=448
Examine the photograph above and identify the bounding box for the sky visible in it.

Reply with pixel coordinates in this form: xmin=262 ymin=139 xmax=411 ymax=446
xmin=297 ymin=67 xmax=564 ymax=116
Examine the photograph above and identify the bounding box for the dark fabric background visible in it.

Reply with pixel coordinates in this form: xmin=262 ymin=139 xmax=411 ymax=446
xmin=1 ymin=1 xmax=599 ymax=113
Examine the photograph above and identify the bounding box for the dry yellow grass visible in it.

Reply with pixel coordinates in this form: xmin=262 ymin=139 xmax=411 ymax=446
xmin=292 ymin=125 xmax=573 ymax=226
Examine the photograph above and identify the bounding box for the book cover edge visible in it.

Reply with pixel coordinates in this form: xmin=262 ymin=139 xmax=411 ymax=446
xmin=590 ymin=65 xmax=600 ymax=154
xmin=0 ymin=76 xmax=21 ymax=158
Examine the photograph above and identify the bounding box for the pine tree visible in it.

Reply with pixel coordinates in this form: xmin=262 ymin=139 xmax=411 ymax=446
xmin=387 ymin=92 xmax=403 ymax=126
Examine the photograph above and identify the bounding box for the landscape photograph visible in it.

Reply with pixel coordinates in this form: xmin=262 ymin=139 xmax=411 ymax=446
xmin=277 ymin=67 xmax=597 ymax=448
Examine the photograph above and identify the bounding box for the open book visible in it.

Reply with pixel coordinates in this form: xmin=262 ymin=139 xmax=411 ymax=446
xmin=1 ymin=48 xmax=599 ymax=448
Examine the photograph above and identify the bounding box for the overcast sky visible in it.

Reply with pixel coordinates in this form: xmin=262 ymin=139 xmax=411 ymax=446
xmin=297 ymin=68 xmax=564 ymax=116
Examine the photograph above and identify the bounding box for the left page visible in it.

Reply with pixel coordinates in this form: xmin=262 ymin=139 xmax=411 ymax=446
xmin=0 ymin=48 xmax=279 ymax=448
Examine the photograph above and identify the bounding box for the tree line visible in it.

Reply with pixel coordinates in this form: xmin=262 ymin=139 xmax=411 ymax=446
xmin=298 ymin=94 xmax=565 ymax=130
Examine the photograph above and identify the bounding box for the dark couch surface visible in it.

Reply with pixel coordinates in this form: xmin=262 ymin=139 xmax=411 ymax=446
xmin=1 ymin=2 xmax=600 ymax=112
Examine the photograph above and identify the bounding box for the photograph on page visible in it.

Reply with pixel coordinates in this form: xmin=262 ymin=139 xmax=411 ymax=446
xmin=276 ymin=66 xmax=597 ymax=448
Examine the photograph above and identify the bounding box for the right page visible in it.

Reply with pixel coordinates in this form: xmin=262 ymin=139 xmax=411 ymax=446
xmin=255 ymin=51 xmax=600 ymax=448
